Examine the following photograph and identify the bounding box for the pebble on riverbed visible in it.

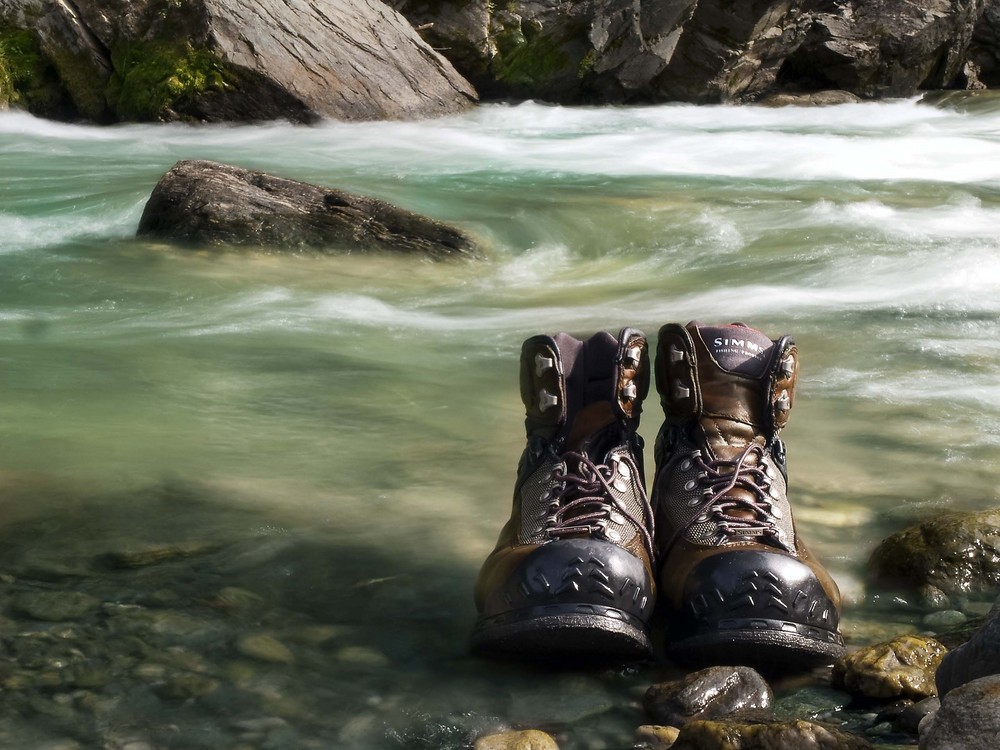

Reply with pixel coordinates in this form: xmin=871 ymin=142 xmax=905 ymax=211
xmin=473 ymin=729 xmax=559 ymax=750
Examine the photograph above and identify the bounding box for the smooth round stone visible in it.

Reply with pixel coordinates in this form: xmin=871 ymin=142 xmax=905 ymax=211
xmin=832 ymin=635 xmax=947 ymax=699
xmin=474 ymin=729 xmax=559 ymax=750
xmin=157 ymin=672 xmax=220 ymax=700
xmin=635 ymin=724 xmax=679 ymax=749
xmin=11 ymin=591 xmax=100 ymax=621
xmin=922 ymin=610 xmax=967 ymax=630
xmin=334 ymin=645 xmax=389 ymax=667
xmin=644 ymin=666 xmax=772 ymax=726
xmin=236 ymin=634 xmax=295 ymax=664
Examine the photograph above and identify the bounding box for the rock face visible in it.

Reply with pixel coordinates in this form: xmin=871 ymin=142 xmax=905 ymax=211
xmin=868 ymin=509 xmax=1000 ymax=596
xmin=0 ymin=0 xmax=476 ymax=122
xmin=832 ymin=635 xmax=947 ymax=700
xmin=137 ymin=160 xmax=479 ymax=259
xmin=393 ymin=0 xmax=995 ymax=104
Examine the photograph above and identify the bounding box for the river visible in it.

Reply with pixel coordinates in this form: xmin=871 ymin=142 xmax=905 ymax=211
xmin=1 ymin=93 xmax=999 ymax=748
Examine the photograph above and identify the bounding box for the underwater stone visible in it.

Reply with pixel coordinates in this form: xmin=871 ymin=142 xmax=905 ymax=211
xmin=670 ymin=718 xmax=874 ymax=749
xmin=10 ymin=590 xmax=100 ymax=621
xmin=235 ymin=633 xmax=295 ymax=664
xmin=832 ymin=635 xmax=947 ymax=700
xmin=644 ymin=666 xmax=773 ymax=727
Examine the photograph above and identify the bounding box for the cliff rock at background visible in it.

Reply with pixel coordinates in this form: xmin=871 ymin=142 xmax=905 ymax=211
xmin=0 ymin=0 xmax=476 ymax=122
xmin=393 ymin=0 xmax=997 ymax=104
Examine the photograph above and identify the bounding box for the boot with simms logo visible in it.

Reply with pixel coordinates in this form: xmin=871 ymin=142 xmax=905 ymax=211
xmin=472 ymin=329 xmax=656 ymax=661
xmin=652 ymin=321 xmax=845 ymax=669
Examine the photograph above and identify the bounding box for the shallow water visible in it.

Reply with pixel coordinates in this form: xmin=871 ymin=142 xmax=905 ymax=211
xmin=2 ymin=93 xmax=1000 ymax=747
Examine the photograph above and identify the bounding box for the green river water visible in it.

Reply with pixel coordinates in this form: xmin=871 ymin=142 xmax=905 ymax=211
xmin=1 ymin=93 xmax=1000 ymax=748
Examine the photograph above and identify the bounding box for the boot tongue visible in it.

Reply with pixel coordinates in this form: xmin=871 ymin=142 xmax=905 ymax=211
xmin=689 ymin=322 xmax=774 ymax=462
xmin=697 ymin=323 xmax=774 ymax=378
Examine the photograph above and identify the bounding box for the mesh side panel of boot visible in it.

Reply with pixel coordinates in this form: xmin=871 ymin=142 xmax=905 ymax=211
xmin=604 ymin=444 xmax=645 ymax=550
xmin=516 ymin=456 xmax=563 ymax=545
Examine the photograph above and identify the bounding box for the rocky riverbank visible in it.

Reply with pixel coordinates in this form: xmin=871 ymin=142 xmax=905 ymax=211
xmin=2 ymin=0 xmax=1000 ymax=123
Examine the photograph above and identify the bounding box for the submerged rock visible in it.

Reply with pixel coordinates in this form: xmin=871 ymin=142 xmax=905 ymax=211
xmin=919 ymin=675 xmax=1000 ymax=750
xmin=832 ymin=635 xmax=947 ymax=700
xmin=10 ymin=590 xmax=100 ymax=621
xmin=868 ymin=508 xmax=1000 ymax=596
xmin=671 ymin=718 xmax=874 ymax=749
xmin=644 ymin=666 xmax=773 ymax=727
xmin=137 ymin=160 xmax=480 ymax=258
xmin=0 ymin=0 xmax=476 ymax=123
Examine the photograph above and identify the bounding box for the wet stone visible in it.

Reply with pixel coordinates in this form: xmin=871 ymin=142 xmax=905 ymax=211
xmin=10 ymin=591 xmax=100 ymax=621
xmin=236 ymin=633 xmax=295 ymax=664
xmin=156 ymin=671 xmax=221 ymax=700
xmin=97 ymin=541 xmax=222 ymax=569
xmin=670 ymin=718 xmax=874 ymax=749
xmin=832 ymin=635 xmax=947 ymax=699
xmin=895 ymin=696 xmax=939 ymax=734
xmin=920 ymin=675 xmax=1000 ymax=749
xmin=771 ymin=686 xmax=851 ymax=721
xmin=334 ymin=645 xmax=388 ymax=667
xmin=474 ymin=729 xmax=559 ymax=750
xmin=635 ymin=724 xmax=680 ymax=749
xmin=644 ymin=666 xmax=773 ymax=727
xmin=922 ymin=610 xmax=967 ymax=630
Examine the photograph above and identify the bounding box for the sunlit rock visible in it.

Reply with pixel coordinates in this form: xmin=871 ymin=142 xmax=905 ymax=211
xmin=832 ymin=635 xmax=947 ymax=700
xmin=138 ymin=160 xmax=480 ymax=258
xmin=0 ymin=0 xmax=476 ymax=123
xmin=635 ymin=724 xmax=680 ymax=750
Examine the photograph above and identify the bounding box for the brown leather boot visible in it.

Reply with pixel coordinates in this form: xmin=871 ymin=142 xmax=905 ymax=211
xmin=652 ymin=321 xmax=844 ymax=669
xmin=472 ymin=328 xmax=656 ymax=661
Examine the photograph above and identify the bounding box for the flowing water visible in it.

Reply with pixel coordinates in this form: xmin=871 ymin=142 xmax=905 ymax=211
xmin=1 ymin=92 xmax=1000 ymax=748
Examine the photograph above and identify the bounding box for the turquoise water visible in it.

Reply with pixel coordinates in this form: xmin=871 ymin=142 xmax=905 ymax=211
xmin=2 ymin=94 xmax=1000 ymax=747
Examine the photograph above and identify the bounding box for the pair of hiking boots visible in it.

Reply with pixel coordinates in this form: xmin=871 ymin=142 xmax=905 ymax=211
xmin=472 ymin=321 xmax=845 ymax=669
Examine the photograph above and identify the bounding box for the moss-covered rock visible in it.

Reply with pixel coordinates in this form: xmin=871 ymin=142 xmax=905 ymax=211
xmin=0 ymin=27 xmax=74 ymax=117
xmin=868 ymin=508 xmax=1000 ymax=596
xmin=832 ymin=635 xmax=947 ymax=700
xmin=108 ymin=41 xmax=231 ymax=122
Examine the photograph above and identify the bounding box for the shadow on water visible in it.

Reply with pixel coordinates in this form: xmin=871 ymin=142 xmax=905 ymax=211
xmin=0 ymin=478 xmax=673 ymax=749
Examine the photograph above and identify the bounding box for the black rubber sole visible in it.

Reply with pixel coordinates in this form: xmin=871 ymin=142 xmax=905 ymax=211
xmin=471 ymin=603 xmax=653 ymax=663
xmin=667 ymin=617 xmax=845 ymax=671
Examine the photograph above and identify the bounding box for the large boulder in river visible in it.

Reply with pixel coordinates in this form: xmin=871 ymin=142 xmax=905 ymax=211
xmin=392 ymin=0 xmax=991 ymax=103
xmin=0 ymin=0 xmax=476 ymax=122
xmin=868 ymin=509 xmax=1000 ymax=596
xmin=137 ymin=160 xmax=479 ymax=258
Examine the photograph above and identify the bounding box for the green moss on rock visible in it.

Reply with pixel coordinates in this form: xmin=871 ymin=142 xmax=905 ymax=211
xmin=110 ymin=41 xmax=231 ymax=121
xmin=0 ymin=28 xmax=67 ymax=113
xmin=492 ymin=26 xmax=572 ymax=87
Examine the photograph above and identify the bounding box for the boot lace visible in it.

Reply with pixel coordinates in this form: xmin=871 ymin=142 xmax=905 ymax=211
xmin=544 ymin=450 xmax=655 ymax=564
xmin=665 ymin=443 xmax=784 ymax=552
